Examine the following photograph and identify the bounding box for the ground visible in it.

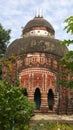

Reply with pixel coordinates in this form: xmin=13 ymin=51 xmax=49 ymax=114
xmin=31 ymin=113 xmax=73 ymax=122
xmin=30 ymin=113 xmax=73 ymax=129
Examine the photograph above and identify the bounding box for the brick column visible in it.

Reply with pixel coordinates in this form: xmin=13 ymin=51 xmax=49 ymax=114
xmin=28 ymin=91 xmax=34 ymax=103
xmin=53 ymin=93 xmax=59 ymax=113
xmin=40 ymin=91 xmax=48 ymax=113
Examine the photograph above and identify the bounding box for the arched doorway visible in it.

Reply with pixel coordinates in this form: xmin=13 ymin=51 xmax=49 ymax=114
xmin=23 ymin=88 xmax=28 ymax=97
xmin=48 ymin=89 xmax=54 ymax=110
xmin=34 ymin=88 xmax=41 ymax=110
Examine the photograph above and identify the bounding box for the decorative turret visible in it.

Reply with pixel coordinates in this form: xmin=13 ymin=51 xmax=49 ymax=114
xmin=22 ymin=16 xmax=55 ymax=38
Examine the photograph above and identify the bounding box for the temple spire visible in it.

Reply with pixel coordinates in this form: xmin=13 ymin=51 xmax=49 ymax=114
xmin=35 ymin=8 xmax=43 ymax=18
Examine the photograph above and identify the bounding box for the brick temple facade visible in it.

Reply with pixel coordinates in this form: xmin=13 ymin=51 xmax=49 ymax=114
xmin=3 ymin=15 xmax=73 ymax=114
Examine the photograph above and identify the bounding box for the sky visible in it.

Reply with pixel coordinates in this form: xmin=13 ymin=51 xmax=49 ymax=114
xmin=0 ymin=0 xmax=73 ymax=50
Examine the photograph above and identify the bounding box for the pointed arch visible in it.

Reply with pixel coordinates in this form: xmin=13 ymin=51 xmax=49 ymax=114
xmin=48 ymin=89 xmax=54 ymax=110
xmin=34 ymin=88 xmax=41 ymax=110
xmin=24 ymin=88 xmax=28 ymax=97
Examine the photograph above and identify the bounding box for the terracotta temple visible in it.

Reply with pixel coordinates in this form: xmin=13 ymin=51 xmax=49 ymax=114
xmin=3 ymin=15 xmax=73 ymax=114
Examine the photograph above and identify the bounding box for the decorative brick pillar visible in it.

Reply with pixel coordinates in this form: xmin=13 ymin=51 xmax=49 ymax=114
xmin=40 ymin=91 xmax=48 ymax=113
xmin=58 ymin=87 xmax=68 ymax=114
xmin=28 ymin=91 xmax=34 ymax=103
xmin=53 ymin=94 xmax=59 ymax=113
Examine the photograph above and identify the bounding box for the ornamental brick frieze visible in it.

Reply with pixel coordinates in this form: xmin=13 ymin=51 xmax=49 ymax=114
xmin=19 ymin=68 xmax=57 ymax=93
xmin=16 ymin=53 xmax=59 ymax=73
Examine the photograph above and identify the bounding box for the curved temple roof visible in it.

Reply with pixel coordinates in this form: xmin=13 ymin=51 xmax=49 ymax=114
xmin=4 ymin=16 xmax=68 ymax=59
xmin=23 ymin=16 xmax=55 ymax=34
xmin=5 ymin=36 xmax=68 ymax=59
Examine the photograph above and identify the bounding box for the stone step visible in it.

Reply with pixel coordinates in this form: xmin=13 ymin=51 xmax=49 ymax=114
xmin=48 ymin=110 xmax=56 ymax=114
xmin=34 ymin=110 xmax=56 ymax=114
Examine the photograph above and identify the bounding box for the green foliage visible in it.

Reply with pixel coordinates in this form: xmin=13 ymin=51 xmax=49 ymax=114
xmin=60 ymin=16 xmax=73 ymax=89
xmin=62 ymin=51 xmax=73 ymax=71
xmin=63 ymin=39 xmax=73 ymax=46
xmin=0 ymin=23 xmax=11 ymax=79
xmin=0 ymin=57 xmax=2 ymax=80
xmin=0 ymin=80 xmax=34 ymax=130
xmin=14 ymin=76 xmax=20 ymax=87
xmin=4 ymin=56 xmax=17 ymax=74
xmin=31 ymin=120 xmax=55 ymax=130
xmin=0 ymin=23 xmax=11 ymax=56
xmin=64 ymin=16 xmax=73 ymax=35
xmin=31 ymin=120 xmax=73 ymax=130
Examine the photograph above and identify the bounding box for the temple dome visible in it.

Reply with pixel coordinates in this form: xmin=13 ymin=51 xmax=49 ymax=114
xmin=4 ymin=16 xmax=68 ymax=59
xmin=22 ymin=16 xmax=55 ymax=36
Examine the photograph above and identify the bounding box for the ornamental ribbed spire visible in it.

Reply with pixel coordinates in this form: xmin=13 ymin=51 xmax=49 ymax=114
xmin=35 ymin=8 xmax=43 ymax=18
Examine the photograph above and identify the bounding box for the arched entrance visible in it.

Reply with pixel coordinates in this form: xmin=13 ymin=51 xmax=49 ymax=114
xmin=23 ymin=88 xmax=28 ymax=97
xmin=48 ymin=89 xmax=54 ymax=110
xmin=34 ymin=88 xmax=41 ymax=110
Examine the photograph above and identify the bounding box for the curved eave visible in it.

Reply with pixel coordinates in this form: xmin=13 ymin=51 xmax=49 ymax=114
xmin=4 ymin=36 xmax=68 ymax=59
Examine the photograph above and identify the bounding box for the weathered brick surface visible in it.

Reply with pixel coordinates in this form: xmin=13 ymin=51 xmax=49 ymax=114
xmin=3 ymin=48 xmax=73 ymax=114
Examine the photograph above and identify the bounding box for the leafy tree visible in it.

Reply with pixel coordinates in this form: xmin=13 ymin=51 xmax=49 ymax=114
xmin=60 ymin=16 xmax=73 ymax=89
xmin=0 ymin=23 xmax=11 ymax=79
xmin=0 ymin=80 xmax=34 ymax=130
xmin=0 ymin=58 xmax=2 ymax=79
xmin=0 ymin=23 xmax=11 ymax=56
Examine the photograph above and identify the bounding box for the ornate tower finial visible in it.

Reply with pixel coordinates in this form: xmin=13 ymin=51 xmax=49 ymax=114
xmin=35 ymin=8 xmax=43 ymax=18
xmin=41 ymin=9 xmax=43 ymax=17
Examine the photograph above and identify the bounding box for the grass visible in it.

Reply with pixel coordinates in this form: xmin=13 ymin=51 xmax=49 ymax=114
xmin=30 ymin=120 xmax=73 ymax=130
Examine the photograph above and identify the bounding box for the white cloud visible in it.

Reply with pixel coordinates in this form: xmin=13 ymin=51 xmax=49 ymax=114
xmin=0 ymin=0 xmax=73 ymax=50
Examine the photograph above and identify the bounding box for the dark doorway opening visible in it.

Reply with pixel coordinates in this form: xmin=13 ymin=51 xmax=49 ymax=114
xmin=34 ymin=88 xmax=41 ymax=110
xmin=48 ymin=89 xmax=54 ymax=110
xmin=24 ymin=88 xmax=28 ymax=97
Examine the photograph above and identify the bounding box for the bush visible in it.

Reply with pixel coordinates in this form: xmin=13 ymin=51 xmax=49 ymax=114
xmin=0 ymin=80 xmax=34 ymax=130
